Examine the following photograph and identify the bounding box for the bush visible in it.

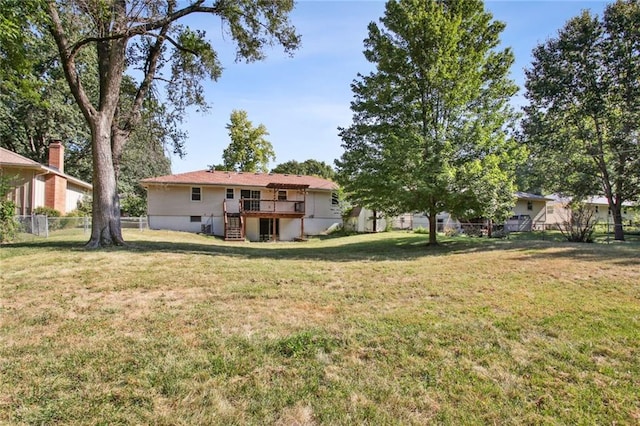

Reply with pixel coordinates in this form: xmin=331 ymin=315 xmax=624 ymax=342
xmin=121 ymin=194 xmax=146 ymax=217
xmin=414 ymin=226 xmax=429 ymax=234
xmin=558 ymin=202 xmax=596 ymax=243
xmin=76 ymin=196 xmax=92 ymax=216
xmin=0 ymin=200 xmax=18 ymax=242
xmin=33 ymin=206 xmax=61 ymax=217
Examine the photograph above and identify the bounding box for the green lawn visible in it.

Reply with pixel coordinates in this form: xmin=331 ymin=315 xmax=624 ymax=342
xmin=1 ymin=230 xmax=639 ymax=424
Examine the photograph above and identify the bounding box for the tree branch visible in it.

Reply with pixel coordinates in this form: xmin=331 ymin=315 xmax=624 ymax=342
xmin=46 ymin=1 xmax=96 ymax=122
xmin=66 ymin=0 xmax=223 ymax=59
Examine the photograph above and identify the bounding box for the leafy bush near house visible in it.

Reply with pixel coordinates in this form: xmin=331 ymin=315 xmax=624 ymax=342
xmin=558 ymin=202 xmax=597 ymax=243
xmin=0 ymin=175 xmax=19 ymax=242
xmin=32 ymin=207 xmax=78 ymax=230
xmin=0 ymin=199 xmax=18 ymax=242
xmin=121 ymin=194 xmax=146 ymax=217
xmin=33 ymin=206 xmax=61 ymax=217
xmin=413 ymin=226 xmax=429 ymax=234
xmin=76 ymin=196 xmax=92 ymax=216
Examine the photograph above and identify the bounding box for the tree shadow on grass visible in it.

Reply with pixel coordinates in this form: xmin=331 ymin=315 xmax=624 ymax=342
xmin=509 ymin=241 xmax=640 ymax=267
xmin=4 ymin=232 xmax=639 ymax=264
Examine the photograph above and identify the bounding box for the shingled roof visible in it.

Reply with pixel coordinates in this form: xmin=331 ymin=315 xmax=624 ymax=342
xmin=141 ymin=170 xmax=338 ymax=191
xmin=0 ymin=147 xmax=92 ymax=189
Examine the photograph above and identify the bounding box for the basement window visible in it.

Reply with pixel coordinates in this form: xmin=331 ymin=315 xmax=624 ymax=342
xmin=190 ymin=216 xmax=201 ymax=223
xmin=191 ymin=187 xmax=201 ymax=202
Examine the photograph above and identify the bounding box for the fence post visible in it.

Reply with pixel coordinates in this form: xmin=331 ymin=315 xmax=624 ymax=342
xmin=45 ymin=215 xmax=49 ymax=238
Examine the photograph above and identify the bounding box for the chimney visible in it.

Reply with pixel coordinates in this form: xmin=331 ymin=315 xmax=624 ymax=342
xmin=48 ymin=140 xmax=64 ymax=173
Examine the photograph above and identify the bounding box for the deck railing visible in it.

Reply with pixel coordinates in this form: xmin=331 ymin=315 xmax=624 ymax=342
xmin=239 ymin=198 xmax=305 ymax=215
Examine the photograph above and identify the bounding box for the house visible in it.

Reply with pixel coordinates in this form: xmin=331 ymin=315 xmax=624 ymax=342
xmin=348 ymin=192 xmax=553 ymax=234
xmin=546 ymin=194 xmax=637 ymax=227
xmin=344 ymin=207 xmax=387 ymax=233
xmin=0 ymin=142 xmax=92 ymax=215
xmin=140 ymin=170 xmax=342 ymax=241
xmin=504 ymin=192 xmax=553 ymax=232
xmin=347 ymin=208 xmax=458 ymax=233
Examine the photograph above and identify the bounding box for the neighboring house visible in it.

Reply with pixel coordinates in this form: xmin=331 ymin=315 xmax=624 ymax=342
xmin=349 ymin=192 xmax=553 ymax=234
xmin=344 ymin=207 xmax=388 ymax=233
xmin=505 ymin=192 xmax=553 ymax=232
xmin=141 ymin=170 xmax=342 ymax=242
xmin=347 ymin=208 xmax=458 ymax=233
xmin=546 ymin=194 xmax=637 ymax=227
xmin=0 ymin=142 xmax=92 ymax=215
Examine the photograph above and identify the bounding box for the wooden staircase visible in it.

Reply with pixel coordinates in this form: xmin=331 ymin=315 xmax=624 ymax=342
xmin=225 ymin=213 xmax=244 ymax=241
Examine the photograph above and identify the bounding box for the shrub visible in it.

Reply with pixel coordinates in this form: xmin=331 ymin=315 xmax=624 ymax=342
xmin=0 ymin=199 xmax=18 ymax=242
xmin=33 ymin=206 xmax=61 ymax=217
xmin=76 ymin=196 xmax=92 ymax=216
xmin=558 ymin=202 xmax=597 ymax=243
xmin=121 ymin=194 xmax=146 ymax=217
xmin=413 ymin=226 xmax=429 ymax=234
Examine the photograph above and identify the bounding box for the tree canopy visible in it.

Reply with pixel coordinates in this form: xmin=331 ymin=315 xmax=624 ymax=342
xmin=0 ymin=20 xmax=175 ymax=216
xmin=37 ymin=0 xmax=299 ymax=247
xmin=336 ymin=0 xmax=522 ymax=244
xmin=222 ymin=109 xmax=275 ymax=173
xmin=522 ymin=0 xmax=639 ymax=241
xmin=271 ymin=159 xmax=336 ymax=180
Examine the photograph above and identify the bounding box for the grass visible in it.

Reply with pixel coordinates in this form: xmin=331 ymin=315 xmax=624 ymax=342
xmin=1 ymin=230 xmax=639 ymax=424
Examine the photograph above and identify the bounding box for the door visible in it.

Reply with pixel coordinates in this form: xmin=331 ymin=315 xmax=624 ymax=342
xmin=259 ymin=218 xmax=279 ymax=241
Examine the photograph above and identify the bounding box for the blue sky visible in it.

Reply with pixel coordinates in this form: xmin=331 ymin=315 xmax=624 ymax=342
xmin=168 ymin=0 xmax=608 ymax=174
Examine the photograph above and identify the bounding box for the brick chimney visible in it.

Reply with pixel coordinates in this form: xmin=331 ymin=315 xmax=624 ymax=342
xmin=45 ymin=140 xmax=67 ymax=214
xmin=48 ymin=140 xmax=64 ymax=173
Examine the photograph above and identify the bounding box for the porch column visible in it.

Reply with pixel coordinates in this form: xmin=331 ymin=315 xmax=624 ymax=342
xmin=272 ymin=218 xmax=277 ymax=242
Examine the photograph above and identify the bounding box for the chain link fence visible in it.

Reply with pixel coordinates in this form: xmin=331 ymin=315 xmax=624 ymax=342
xmin=14 ymin=215 xmax=148 ymax=238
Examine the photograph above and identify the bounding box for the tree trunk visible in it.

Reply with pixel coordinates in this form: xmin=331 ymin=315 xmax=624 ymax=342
xmin=611 ymin=205 xmax=625 ymax=241
xmin=428 ymin=210 xmax=437 ymax=245
xmin=86 ymin=114 xmax=125 ymax=248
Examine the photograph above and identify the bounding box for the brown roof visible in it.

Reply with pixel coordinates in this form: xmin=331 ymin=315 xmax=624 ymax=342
xmin=0 ymin=147 xmax=41 ymax=167
xmin=141 ymin=170 xmax=338 ymax=191
xmin=0 ymin=147 xmax=92 ymax=190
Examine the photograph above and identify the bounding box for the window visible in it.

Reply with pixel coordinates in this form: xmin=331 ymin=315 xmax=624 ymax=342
xmin=241 ymin=189 xmax=261 ymax=211
xmin=547 ymin=205 xmax=554 ymax=215
xmin=595 ymin=206 xmax=599 ymax=213
xmin=331 ymin=192 xmax=339 ymax=205
xmin=191 ymin=187 xmax=201 ymax=202
xmin=190 ymin=216 xmax=201 ymax=223
xmin=278 ymin=190 xmax=287 ymax=201
xmin=527 ymin=201 xmax=533 ymax=211
xmin=226 ymin=188 xmax=234 ymax=199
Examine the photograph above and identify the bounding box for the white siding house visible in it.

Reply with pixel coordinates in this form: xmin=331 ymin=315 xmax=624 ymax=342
xmin=141 ymin=170 xmax=342 ymax=242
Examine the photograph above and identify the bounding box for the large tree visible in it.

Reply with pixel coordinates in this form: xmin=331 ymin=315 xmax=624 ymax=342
xmin=271 ymin=159 xmax=336 ymax=180
xmin=1 ymin=22 xmax=177 ymax=214
xmin=336 ymin=0 xmax=522 ymax=244
xmin=522 ymin=0 xmax=639 ymax=241
xmin=222 ymin=109 xmax=275 ymax=172
xmin=42 ymin=0 xmax=299 ymax=247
